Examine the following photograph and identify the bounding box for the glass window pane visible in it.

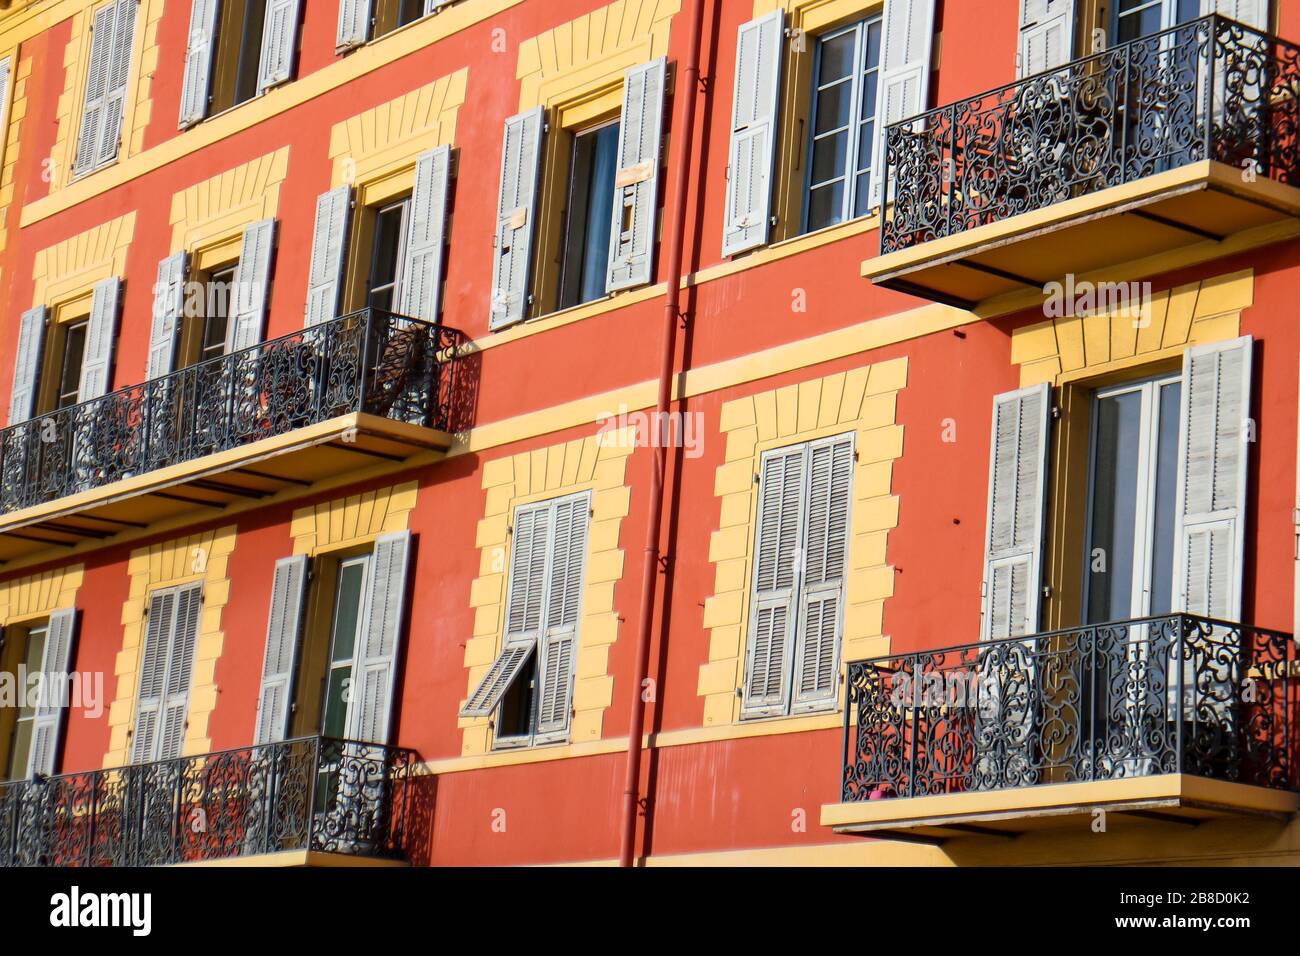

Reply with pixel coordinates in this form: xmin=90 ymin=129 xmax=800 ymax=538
xmin=859 ymin=72 xmax=879 ymax=130
xmin=856 ymin=119 xmax=876 ymax=174
xmin=1087 ymin=391 xmax=1143 ymax=623
xmin=58 ymin=323 xmax=88 ymax=407
xmin=368 ymin=202 xmax=408 ymax=311
xmin=814 ymin=80 xmax=853 ymax=135
xmin=579 ymin=123 xmax=619 ymax=305
xmin=865 ymin=19 xmax=882 ymax=67
xmin=322 ymin=668 xmax=350 ymax=738
xmin=818 ymin=31 xmax=856 ymax=84
xmin=811 ymin=132 xmax=848 ymax=184
xmin=853 ymin=171 xmax=873 ymax=218
xmin=806 ymin=181 xmax=845 ymax=231
xmin=331 ymin=560 xmax=367 ymax=665
xmin=17 ymin=629 xmax=46 ymax=721
xmin=1149 ymin=381 xmax=1182 ymax=615
xmin=8 ymin=719 xmax=33 ymax=780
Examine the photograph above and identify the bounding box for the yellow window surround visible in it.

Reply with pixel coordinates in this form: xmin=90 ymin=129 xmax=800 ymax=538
xmin=31 ymin=210 xmax=134 ymax=310
xmin=168 ymin=147 xmax=290 ymax=264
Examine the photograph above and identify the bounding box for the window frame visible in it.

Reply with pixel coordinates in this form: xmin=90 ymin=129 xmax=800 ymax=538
xmin=319 ymin=552 xmax=373 ymax=739
xmin=364 ymin=196 xmax=413 ymax=313
xmin=1 ymin=623 xmax=48 ymax=782
xmin=557 ymin=118 xmax=622 ymax=312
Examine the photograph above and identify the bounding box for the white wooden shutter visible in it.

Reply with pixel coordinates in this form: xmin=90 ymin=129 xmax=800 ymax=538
xmin=27 ymin=608 xmax=78 ymax=777
xmin=228 ymin=218 xmax=276 ymax=352
xmin=74 ymin=2 xmax=118 ymax=174
xmin=1205 ymin=0 xmax=1269 ymax=29
xmin=399 ymin=146 xmax=452 ymax=322
xmin=1173 ymin=337 xmax=1253 ymax=621
xmin=722 ymin=11 xmax=784 ymax=258
xmin=95 ymin=0 xmax=137 ymax=170
xmin=0 ymin=57 xmax=13 ymax=171
xmin=305 ymin=187 xmax=352 ymax=327
xmin=1018 ymin=0 xmax=1076 ymax=78
xmin=536 ymin=494 xmax=588 ymax=738
xmin=258 ymin=0 xmax=302 ymax=93
xmin=78 ymin=276 xmax=121 ymax=401
xmin=743 ymin=446 xmax=805 ymax=717
xmin=424 ymin=0 xmax=454 ymax=12
xmin=148 ymin=252 xmax=188 ymax=379
xmin=156 ymin=582 xmax=202 ymax=761
xmin=131 ymin=588 xmax=175 ymax=763
xmin=9 ymin=306 xmax=47 ymax=425
xmin=350 ymin=531 xmax=411 ymax=745
xmin=490 ymin=107 xmax=544 ymax=329
xmin=254 ymin=555 xmax=309 ymax=744
xmin=792 ymin=436 xmax=853 ymax=712
xmin=869 ymin=0 xmax=937 ymax=208
xmin=606 ymin=58 xmax=666 ymax=293
xmin=980 ymin=383 xmax=1051 ymax=640
xmin=178 ymin=0 xmax=219 ymax=128
xmin=337 ymin=0 xmax=374 ymax=52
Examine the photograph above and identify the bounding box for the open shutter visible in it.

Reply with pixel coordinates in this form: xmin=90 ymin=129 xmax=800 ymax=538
xmin=9 ymin=306 xmax=47 ymax=425
xmin=254 ymin=555 xmax=309 ymax=744
xmin=130 ymin=588 xmax=175 ymax=763
xmin=869 ymin=0 xmax=937 ymax=208
xmin=722 ymin=11 xmax=784 ymax=258
xmin=1018 ymin=0 xmax=1076 ymax=78
xmin=792 ymin=436 xmax=853 ymax=712
xmin=1206 ymin=0 xmax=1269 ymax=28
xmin=350 ymin=531 xmax=411 ymax=745
xmin=743 ymin=446 xmax=805 ymax=717
xmin=424 ymin=0 xmax=454 ymax=12
xmin=157 ymin=583 xmax=202 ymax=761
xmin=1173 ymin=337 xmax=1252 ymax=621
xmin=536 ymin=494 xmax=588 ymax=738
xmin=980 ymin=383 xmax=1051 ymax=640
xmin=27 ymin=608 xmax=78 ymax=777
xmin=178 ymin=0 xmax=219 ymax=127
xmin=78 ymin=276 xmax=121 ymax=401
xmin=399 ymin=146 xmax=452 ymax=323
xmin=606 ymin=58 xmax=666 ymax=293
xmin=258 ymin=0 xmax=302 ymax=93
xmin=148 ymin=252 xmax=187 ymax=379
xmin=490 ymin=107 xmax=545 ymax=329
xmin=95 ymin=0 xmax=137 ymax=170
xmin=337 ymin=0 xmax=374 ymax=52
xmin=228 ymin=218 xmax=276 ymax=352
xmin=74 ymin=2 xmax=117 ymax=174
xmin=0 ymin=57 xmax=12 ymax=169
xmin=305 ymin=187 xmax=352 ymax=327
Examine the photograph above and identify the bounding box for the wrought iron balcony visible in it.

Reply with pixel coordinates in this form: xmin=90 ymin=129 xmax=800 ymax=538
xmin=840 ymin=614 xmax=1297 ymax=807
xmin=0 ymin=736 xmax=421 ymax=867
xmin=870 ymin=15 xmax=1300 ymax=307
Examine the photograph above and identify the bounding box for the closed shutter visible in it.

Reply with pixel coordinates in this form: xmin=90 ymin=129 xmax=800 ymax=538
xmin=1018 ymin=0 xmax=1076 ymax=78
xmin=148 ymin=252 xmax=188 ymax=379
xmin=257 ymin=0 xmax=302 ymax=93
xmin=535 ymin=494 xmax=588 ymax=737
xmin=1173 ymin=337 xmax=1253 ymax=621
xmin=304 ymin=187 xmax=352 ymax=327
xmin=869 ymin=0 xmax=937 ymax=208
xmin=74 ymin=2 xmax=118 ymax=175
xmin=156 ymin=583 xmax=202 ymax=761
xmin=489 ymin=107 xmax=545 ymax=329
xmin=130 ymin=588 xmax=176 ymax=763
xmin=254 ymin=555 xmax=309 ymax=744
xmin=743 ymin=446 xmax=805 ymax=717
xmin=78 ymin=276 xmax=121 ymax=401
xmin=606 ymin=58 xmax=666 ymax=293
xmin=722 ymin=11 xmax=784 ymax=258
xmin=26 ymin=608 xmax=78 ymax=777
xmin=337 ymin=0 xmax=374 ymax=52
xmin=399 ymin=146 xmax=452 ymax=323
xmin=349 ymin=531 xmax=411 ymax=745
xmin=177 ymin=0 xmax=219 ymax=128
xmin=228 ymin=218 xmax=276 ymax=352
xmin=9 ymin=306 xmax=47 ymax=425
xmin=980 ymin=383 xmax=1051 ymax=640
xmin=95 ymin=0 xmax=137 ymax=170
xmin=792 ymin=436 xmax=853 ymax=712
xmin=1206 ymin=0 xmax=1269 ymax=29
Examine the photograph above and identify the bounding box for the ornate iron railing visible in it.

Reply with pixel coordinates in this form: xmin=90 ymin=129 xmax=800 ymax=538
xmin=881 ymin=14 xmax=1300 ymax=254
xmin=841 ymin=614 xmax=1298 ymax=802
xmin=0 ymin=736 xmax=418 ymax=866
xmin=0 ymin=308 xmax=468 ymax=516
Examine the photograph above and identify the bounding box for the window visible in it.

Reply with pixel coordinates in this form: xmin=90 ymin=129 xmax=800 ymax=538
xmin=366 ymin=198 xmax=411 ymax=312
xmin=1113 ymin=0 xmax=1201 ymax=41
xmin=320 ymin=554 xmax=371 ymax=739
xmin=185 ymin=264 xmax=237 ymax=366
xmin=558 ymin=121 xmax=620 ymax=310
xmin=804 ymin=15 xmax=883 ymax=233
xmin=459 ymin=493 xmax=590 ymax=747
xmin=52 ymin=322 xmax=89 ymax=411
xmin=73 ymin=0 xmax=137 ymax=176
xmin=130 ymin=583 xmax=203 ymax=764
xmin=337 ymin=0 xmax=454 ymax=50
xmin=2 ymin=625 xmax=46 ymax=781
xmin=209 ymin=0 xmax=269 ymax=114
xmin=741 ymin=435 xmax=853 ymax=719
xmin=0 ymin=609 xmax=76 ymax=781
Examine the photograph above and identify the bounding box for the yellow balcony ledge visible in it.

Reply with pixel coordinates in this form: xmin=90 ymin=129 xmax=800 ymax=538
xmin=176 ymin=849 xmax=410 ymax=868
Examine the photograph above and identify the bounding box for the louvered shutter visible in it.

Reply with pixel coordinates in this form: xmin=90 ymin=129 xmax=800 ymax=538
xmin=1018 ymin=0 xmax=1076 ymax=78
xmin=228 ymin=218 xmax=276 ymax=352
xmin=337 ymin=0 xmax=374 ymax=52
xmin=792 ymin=436 xmax=852 ymax=712
xmin=869 ymin=0 xmax=937 ymax=208
xmin=130 ymin=588 xmax=175 ymax=763
xmin=349 ymin=531 xmax=411 ymax=745
xmin=424 ymin=0 xmax=454 ymax=12
xmin=157 ymin=583 xmax=202 ymax=761
xmin=1206 ymin=0 xmax=1269 ymax=28
xmin=743 ymin=446 xmax=805 ymax=717
xmin=536 ymin=494 xmax=588 ymax=737
xmin=9 ymin=306 xmax=47 ymax=425
xmin=722 ymin=11 xmax=784 ymax=258
xmin=26 ymin=608 xmax=78 ymax=777
xmin=74 ymin=2 xmax=117 ymax=175
xmin=254 ymin=555 xmax=309 ymax=744
xmin=606 ymin=58 xmax=666 ymax=293
xmin=148 ymin=252 xmax=188 ymax=379
xmin=399 ymin=146 xmax=452 ymax=322
xmin=980 ymin=383 xmax=1051 ymax=640
xmin=78 ymin=276 xmax=121 ymax=401
xmin=459 ymin=504 xmax=550 ymax=718
xmin=178 ymin=0 xmax=219 ymax=128
xmin=95 ymin=0 xmax=136 ymax=170
xmin=0 ymin=57 xmax=13 ymax=168
xmin=490 ymin=107 xmax=545 ymax=329
xmin=305 ymin=188 xmax=352 ymax=327
xmin=258 ymin=0 xmax=302 ymax=93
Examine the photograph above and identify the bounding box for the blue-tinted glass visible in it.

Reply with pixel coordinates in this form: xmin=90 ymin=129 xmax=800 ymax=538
xmin=578 ymin=123 xmax=619 ymax=305
xmin=807 ymin=181 xmax=845 ymax=231
xmin=819 ymin=31 xmax=855 ymax=83
xmin=1149 ymin=381 xmax=1182 ymax=615
xmin=1087 ymin=391 xmax=1142 ymax=623
xmin=811 ymin=131 xmax=848 ymax=184
xmin=814 ymin=80 xmax=852 ymax=135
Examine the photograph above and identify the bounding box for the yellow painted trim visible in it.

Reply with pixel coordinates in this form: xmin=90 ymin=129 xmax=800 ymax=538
xmin=169 ymin=147 xmax=291 ymax=256
xmin=175 ymin=849 xmax=408 ymax=867
xmin=289 ymin=480 xmax=419 ymax=557
xmin=0 ymin=564 xmax=84 ymax=626
xmin=119 ymin=0 xmax=163 ymax=158
xmin=31 ymin=211 xmax=135 ymax=309
xmin=46 ymin=5 xmax=91 ymax=193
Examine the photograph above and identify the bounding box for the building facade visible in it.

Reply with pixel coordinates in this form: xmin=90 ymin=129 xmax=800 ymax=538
xmin=0 ymin=0 xmax=1297 ymax=867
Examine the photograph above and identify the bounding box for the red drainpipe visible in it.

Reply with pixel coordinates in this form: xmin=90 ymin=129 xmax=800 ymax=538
xmin=618 ymin=0 xmax=708 ymax=868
